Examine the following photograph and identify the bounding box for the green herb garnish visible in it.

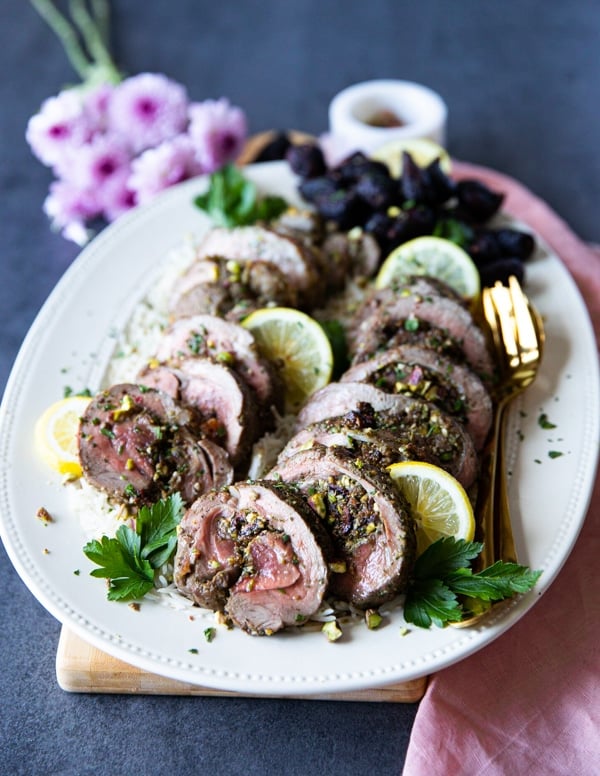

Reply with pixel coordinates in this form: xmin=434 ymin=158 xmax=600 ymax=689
xmin=83 ymin=493 xmax=184 ymax=602
xmin=194 ymin=164 xmax=288 ymax=227
xmin=403 ymin=537 xmax=542 ymax=628
xmin=433 ymin=217 xmax=473 ymax=248
xmin=538 ymin=413 xmax=557 ymax=430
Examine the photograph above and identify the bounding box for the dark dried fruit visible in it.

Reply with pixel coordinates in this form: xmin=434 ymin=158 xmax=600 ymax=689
xmin=298 ymin=175 xmax=340 ymax=203
xmin=468 ymin=229 xmax=502 ymax=266
xmin=425 ymin=158 xmax=457 ymax=204
xmin=315 ymin=189 xmax=368 ymax=230
xmin=286 ymin=143 xmax=327 ymax=179
xmin=336 ymin=152 xmax=390 ymax=184
xmin=401 ymin=152 xmax=431 ymax=203
xmin=494 ymin=228 xmax=535 ymax=260
xmin=253 ymin=131 xmax=292 ymax=162
xmin=456 ymin=180 xmax=504 ymax=222
xmin=479 ymin=257 xmax=525 ymax=287
xmin=355 ymin=172 xmax=399 ymax=210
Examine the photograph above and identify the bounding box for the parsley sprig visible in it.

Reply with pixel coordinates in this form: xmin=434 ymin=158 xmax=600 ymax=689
xmin=83 ymin=493 xmax=184 ymax=602
xmin=404 ymin=537 xmax=542 ymax=628
xmin=194 ymin=164 xmax=288 ymax=227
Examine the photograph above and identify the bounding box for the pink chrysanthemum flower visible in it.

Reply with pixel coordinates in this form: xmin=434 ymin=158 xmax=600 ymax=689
xmin=43 ymin=179 xmax=101 ymax=245
xmin=26 ymin=90 xmax=95 ymax=169
xmin=83 ymin=83 xmax=115 ymax=132
xmin=107 ymin=73 xmax=189 ymax=153
xmin=61 ymin=133 xmax=132 ymax=190
xmin=97 ymin=168 xmax=137 ymax=221
xmin=128 ymin=134 xmax=202 ymax=205
xmin=188 ymin=98 xmax=247 ymax=173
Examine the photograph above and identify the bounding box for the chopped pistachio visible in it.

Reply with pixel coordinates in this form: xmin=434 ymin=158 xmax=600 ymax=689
xmin=322 ymin=620 xmax=343 ymax=642
xmin=365 ymin=609 xmax=382 ymax=630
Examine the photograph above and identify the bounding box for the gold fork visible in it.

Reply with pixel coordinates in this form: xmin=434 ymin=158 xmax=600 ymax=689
xmin=453 ymin=275 xmax=544 ymax=626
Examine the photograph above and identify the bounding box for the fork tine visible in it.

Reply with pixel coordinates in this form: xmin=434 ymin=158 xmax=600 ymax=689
xmin=489 ymin=282 xmax=520 ymax=368
xmin=508 ymin=276 xmax=539 ymax=361
xmin=482 ymin=287 xmax=503 ymax=358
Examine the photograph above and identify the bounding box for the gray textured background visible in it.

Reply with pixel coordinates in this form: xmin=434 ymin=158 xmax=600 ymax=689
xmin=1 ymin=2 xmax=598 ymax=773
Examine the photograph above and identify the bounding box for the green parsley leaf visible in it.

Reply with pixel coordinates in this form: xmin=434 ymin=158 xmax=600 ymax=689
xmin=137 ymin=492 xmax=184 ymax=568
xmin=403 ymin=538 xmax=542 ymax=628
xmin=446 ymin=562 xmax=543 ymax=601
xmin=194 ymin=164 xmax=288 ymax=227
xmin=83 ymin=494 xmax=185 ymax=602
xmin=83 ymin=526 xmax=154 ymax=602
xmin=412 ymin=536 xmax=483 ymax=580
xmin=404 ymin=578 xmax=463 ymax=628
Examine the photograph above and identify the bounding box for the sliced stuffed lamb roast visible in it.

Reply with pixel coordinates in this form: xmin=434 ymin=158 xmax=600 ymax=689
xmin=78 ymin=383 xmax=233 ymax=506
xmin=340 ymin=344 xmax=493 ymax=450
xmin=137 ymin=358 xmax=260 ymax=469
xmin=270 ymin=446 xmax=416 ymax=608
xmin=348 ymin=283 xmax=494 ymax=378
xmin=174 ymin=480 xmax=331 ymax=635
xmin=154 ymin=313 xmax=283 ymax=418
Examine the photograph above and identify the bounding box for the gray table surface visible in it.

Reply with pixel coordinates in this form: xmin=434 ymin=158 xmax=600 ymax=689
xmin=1 ymin=2 xmax=598 ymax=774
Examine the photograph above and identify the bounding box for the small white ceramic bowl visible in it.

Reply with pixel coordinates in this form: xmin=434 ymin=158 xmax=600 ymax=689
xmin=328 ymin=79 xmax=448 ymax=156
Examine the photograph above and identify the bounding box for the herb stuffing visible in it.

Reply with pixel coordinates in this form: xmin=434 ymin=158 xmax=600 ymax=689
xmin=403 ymin=537 xmax=542 ymax=629
xmin=83 ymin=493 xmax=184 ymax=602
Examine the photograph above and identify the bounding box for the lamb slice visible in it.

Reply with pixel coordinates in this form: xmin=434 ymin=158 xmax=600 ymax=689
xmin=287 ymin=394 xmax=478 ymax=489
xmin=169 ymin=256 xmax=299 ymax=321
xmin=270 ymin=447 xmax=416 ymax=608
xmin=196 ymin=225 xmax=320 ymax=298
xmin=349 ymin=288 xmax=494 ymax=378
xmin=168 ymin=431 xmax=234 ymax=504
xmin=138 ymin=359 xmax=259 ymax=468
xmin=295 ymin=381 xmax=410 ymax=431
xmin=341 ymin=344 xmax=493 ymax=449
xmin=155 ymin=314 xmax=283 ymax=415
xmin=350 ymin=280 xmax=464 ymax=335
xmin=78 ymin=383 xmax=230 ymax=506
xmin=174 ymin=481 xmax=330 ymax=634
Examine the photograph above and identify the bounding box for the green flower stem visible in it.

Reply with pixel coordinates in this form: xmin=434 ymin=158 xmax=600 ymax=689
xmin=30 ymin=0 xmax=121 ymax=85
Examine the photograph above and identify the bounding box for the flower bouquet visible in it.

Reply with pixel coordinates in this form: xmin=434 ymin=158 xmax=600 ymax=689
xmin=26 ymin=0 xmax=248 ymax=244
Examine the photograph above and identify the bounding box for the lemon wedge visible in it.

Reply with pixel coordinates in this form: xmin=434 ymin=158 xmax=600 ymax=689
xmin=375 ymin=235 xmax=480 ymax=304
xmin=387 ymin=461 xmax=475 ymax=556
xmin=34 ymin=395 xmax=91 ymax=477
xmin=242 ymin=307 xmax=333 ymax=411
xmin=370 ymin=137 xmax=452 ymax=178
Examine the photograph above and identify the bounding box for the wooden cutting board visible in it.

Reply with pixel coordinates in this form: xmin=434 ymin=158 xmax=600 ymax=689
xmin=56 ymin=626 xmax=427 ymax=702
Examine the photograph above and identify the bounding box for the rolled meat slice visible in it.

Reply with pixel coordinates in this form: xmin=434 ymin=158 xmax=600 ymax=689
xmin=286 ymin=392 xmax=478 ymax=489
xmin=154 ymin=314 xmax=283 ymax=416
xmin=295 ymin=381 xmax=407 ymax=431
xmin=169 ymin=256 xmax=299 ymax=321
xmin=348 ymin=286 xmax=494 ymax=378
xmin=78 ymin=383 xmax=233 ymax=506
xmin=270 ymin=447 xmax=416 ymax=608
xmin=195 ymin=225 xmax=321 ymax=304
xmin=174 ymin=481 xmax=331 ymax=635
xmin=138 ymin=359 xmax=260 ymax=468
xmin=341 ymin=344 xmax=493 ymax=449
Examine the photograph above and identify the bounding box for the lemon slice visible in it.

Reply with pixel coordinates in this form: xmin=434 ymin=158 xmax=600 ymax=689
xmin=387 ymin=461 xmax=475 ymax=555
xmin=242 ymin=307 xmax=333 ymax=411
xmin=375 ymin=235 xmax=480 ymax=304
xmin=34 ymin=395 xmax=91 ymax=477
xmin=371 ymin=138 xmax=452 ymax=178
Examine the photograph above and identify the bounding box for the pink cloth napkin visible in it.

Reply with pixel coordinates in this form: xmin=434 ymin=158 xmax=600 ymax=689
xmin=403 ymin=162 xmax=600 ymax=776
